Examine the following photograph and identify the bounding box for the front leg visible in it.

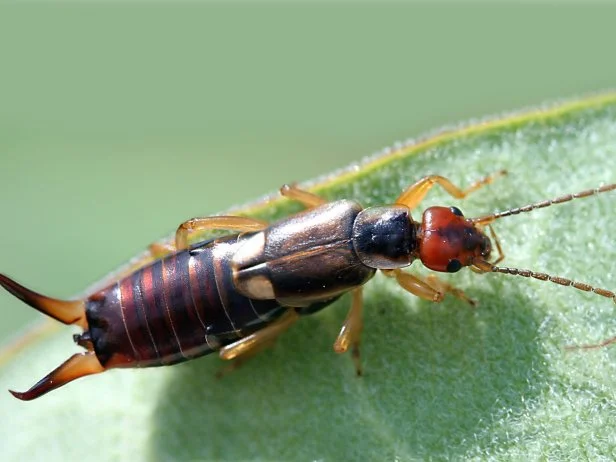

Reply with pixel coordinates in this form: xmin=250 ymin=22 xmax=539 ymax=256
xmin=424 ymin=275 xmax=477 ymax=307
xmin=382 ymin=269 xmax=476 ymax=306
xmin=382 ymin=269 xmax=444 ymax=302
xmin=395 ymin=170 xmax=507 ymax=211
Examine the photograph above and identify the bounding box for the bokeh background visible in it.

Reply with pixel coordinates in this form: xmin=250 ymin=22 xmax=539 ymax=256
xmin=1 ymin=3 xmax=615 ymax=342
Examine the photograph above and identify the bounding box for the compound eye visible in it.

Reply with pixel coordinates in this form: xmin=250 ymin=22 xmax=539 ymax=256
xmin=449 ymin=206 xmax=463 ymax=217
xmin=446 ymin=259 xmax=462 ymax=273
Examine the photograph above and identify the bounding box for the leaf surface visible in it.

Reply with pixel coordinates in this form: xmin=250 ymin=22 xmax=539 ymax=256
xmin=2 ymin=94 xmax=616 ymax=460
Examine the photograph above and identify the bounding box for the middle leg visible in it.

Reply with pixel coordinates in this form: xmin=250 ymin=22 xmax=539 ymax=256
xmin=280 ymin=184 xmax=327 ymax=209
xmin=333 ymin=288 xmax=364 ymax=376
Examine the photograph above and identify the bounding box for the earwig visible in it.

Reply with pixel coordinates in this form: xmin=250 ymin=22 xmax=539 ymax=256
xmin=2 ymin=172 xmax=615 ymax=400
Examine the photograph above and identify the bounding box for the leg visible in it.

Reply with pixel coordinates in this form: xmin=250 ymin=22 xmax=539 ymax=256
xmin=215 ymin=339 xmax=277 ymax=378
xmin=175 ymin=216 xmax=268 ymax=251
xmin=333 ymin=288 xmax=363 ymax=376
xmin=280 ymin=184 xmax=327 ymax=208
xmin=382 ymin=269 xmax=444 ymax=302
xmin=425 ymin=274 xmax=477 ymax=307
xmin=149 ymin=242 xmax=175 ymax=259
xmin=383 ymin=269 xmax=476 ymax=306
xmin=82 ymin=216 xmax=261 ymax=291
xmin=395 ymin=170 xmax=507 ymax=211
xmin=218 ymin=309 xmax=299 ymax=361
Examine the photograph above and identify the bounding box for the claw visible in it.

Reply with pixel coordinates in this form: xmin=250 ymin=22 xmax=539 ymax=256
xmin=0 ymin=273 xmax=87 ymax=328
xmin=9 ymin=352 xmax=104 ymax=401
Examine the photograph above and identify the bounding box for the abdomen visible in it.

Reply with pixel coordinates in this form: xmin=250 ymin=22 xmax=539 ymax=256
xmin=85 ymin=237 xmax=285 ymax=369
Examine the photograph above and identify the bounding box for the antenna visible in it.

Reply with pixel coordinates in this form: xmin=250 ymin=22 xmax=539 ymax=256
xmin=472 ymin=259 xmax=616 ymax=350
xmin=471 ymin=183 xmax=616 ymax=226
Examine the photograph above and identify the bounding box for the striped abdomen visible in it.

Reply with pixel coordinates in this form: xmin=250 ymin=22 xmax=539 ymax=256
xmin=85 ymin=236 xmax=285 ymax=369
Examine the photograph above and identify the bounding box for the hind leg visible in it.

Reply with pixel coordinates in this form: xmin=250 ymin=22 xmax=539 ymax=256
xmin=148 ymin=215 xmax=269 ymax=257
xmin=215 ymin=339 xmax=277 ymax=378
xmin=216 ymin=309 xmax=300 ymax=376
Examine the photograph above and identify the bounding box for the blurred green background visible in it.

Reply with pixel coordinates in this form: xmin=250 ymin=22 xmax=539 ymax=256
xmin=1 ymin=3 xmax=615 ymax=341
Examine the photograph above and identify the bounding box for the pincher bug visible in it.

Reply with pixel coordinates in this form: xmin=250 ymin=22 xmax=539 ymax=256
xmin=2 ymin=171 xmax=615 ymax=400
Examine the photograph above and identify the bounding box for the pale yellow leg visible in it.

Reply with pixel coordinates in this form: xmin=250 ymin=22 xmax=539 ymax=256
xmin=395 ymin=170 xmax=507 ymax=211
xmin=149 ymin=242 xmax=176 ymax=259
xmin=333 ymin=288 xmax=364 ymax=375
xmin=280 ymin=184 xmax=327 ymax=208
xmin=382 ymin=269 xmax=444 ymax=303
xmin=425 ymin=274 xmax=477 ymax=307
xmin=175 ymin=216 xmax=268 ymax=250
xmin=218 ymin=309 xmax=299 ymax=361
xmin=215 ymin=339 xmax=277 ymax=378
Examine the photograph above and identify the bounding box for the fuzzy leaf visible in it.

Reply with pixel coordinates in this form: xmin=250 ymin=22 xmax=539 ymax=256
xmin=2 ymin=94 xmax=616 ymax=460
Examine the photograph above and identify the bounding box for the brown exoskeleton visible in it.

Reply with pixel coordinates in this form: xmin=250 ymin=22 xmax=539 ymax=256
xmin=2 ymin=171 xmax=615 ymax=400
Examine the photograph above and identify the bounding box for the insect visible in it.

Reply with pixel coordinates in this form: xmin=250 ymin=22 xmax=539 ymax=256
xmin=2 ymin=171 xmax=615 ymax=401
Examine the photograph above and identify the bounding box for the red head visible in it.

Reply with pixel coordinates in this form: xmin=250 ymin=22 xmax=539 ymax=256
xmin=418 ymin=206 xmax=491 ymax=273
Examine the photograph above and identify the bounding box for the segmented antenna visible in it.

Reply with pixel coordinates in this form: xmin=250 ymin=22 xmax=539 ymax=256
xmin=472 ymin=183 xmax=616 ymax=225
xmin=489 ymin=265 xmax=616 ymax=302
xmin=475 ymin=262 xmax=616 ymax=351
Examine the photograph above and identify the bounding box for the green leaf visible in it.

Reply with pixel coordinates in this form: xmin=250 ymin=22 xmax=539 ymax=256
xmin=2 ymin=94 xmax=616 ymax=460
